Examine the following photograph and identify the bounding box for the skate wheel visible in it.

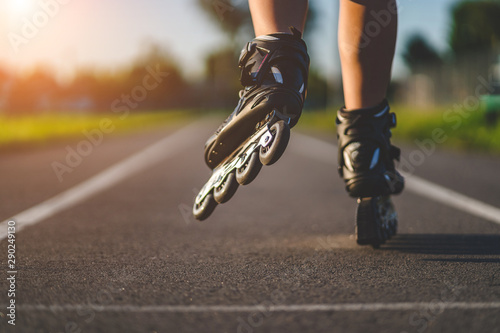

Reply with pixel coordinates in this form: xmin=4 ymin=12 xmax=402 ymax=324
xmin=193 ymin=193 xmax=217 ymax=221
xmin=236 ymin=151 xmax=262 ymax=185
xmin=355 ymin=197 xmax=385 ymax=248
xmin=380 ymin=196 xmax=397 ymax=239
xmin=259 ymin=120 xmax=290 ymax=166
xmin=389 ymin=217 xmax=398 ymax=237
xmin=214 ymin=171 xmax=239 ymax=204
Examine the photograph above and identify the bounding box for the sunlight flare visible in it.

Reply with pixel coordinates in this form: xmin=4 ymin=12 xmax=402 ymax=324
xmin=8 ymin=0 xmax=35 ymax=16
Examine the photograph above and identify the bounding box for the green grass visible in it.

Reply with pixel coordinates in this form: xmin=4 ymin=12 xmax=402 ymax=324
xmin=0 ymin=110 xmax=195 ymax=147
xmin=394 ymin=105 xmax=500 ymax=152
xmin=2 ymin=106 xmax=499 ymax=153
xmin=298 ymin=104 xmax=500 ymax=153
xmin=296 ymin=109 xmax=337 ymax=133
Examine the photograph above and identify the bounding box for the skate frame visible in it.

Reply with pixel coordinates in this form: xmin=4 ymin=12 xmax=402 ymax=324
xmin=195 ymin=120 xmax=275 ymax=206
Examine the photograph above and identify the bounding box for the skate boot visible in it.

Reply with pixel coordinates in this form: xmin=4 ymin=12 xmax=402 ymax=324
xmin=336 ymin=99 xmax=404 ymax=247
xmin=193 ymin=27 xmax=310 ymax=221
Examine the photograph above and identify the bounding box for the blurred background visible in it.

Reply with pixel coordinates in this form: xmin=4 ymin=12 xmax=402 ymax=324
xmin=1 ymin=0 xmax=499 ymax=152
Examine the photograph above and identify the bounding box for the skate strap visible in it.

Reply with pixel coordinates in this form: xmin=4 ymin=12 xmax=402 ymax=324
xmin=238 ymin=34 xmax=309 ymax=87
xmin=238 ymin=42 xmax=257 ymax=70
xmin=238 ymin=42 xmax=267 ymax=86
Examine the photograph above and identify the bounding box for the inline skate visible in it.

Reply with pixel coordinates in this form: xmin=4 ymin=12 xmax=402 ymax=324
xmin=193 ymin=27 xmax=310 ymax=220
xmin=336 ymin=100 xmax=404 ymax=247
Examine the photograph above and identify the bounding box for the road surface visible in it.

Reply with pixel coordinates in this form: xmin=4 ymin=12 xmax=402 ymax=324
xmin=1 ymin=118 xmax=499 ymax=333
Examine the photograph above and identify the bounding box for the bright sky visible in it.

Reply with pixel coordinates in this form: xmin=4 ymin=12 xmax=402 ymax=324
xmin=0 ymin=0 xmax=460 ymax=81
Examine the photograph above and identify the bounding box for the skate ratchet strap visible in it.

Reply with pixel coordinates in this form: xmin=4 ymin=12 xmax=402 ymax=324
xmin=238 ymin=42 xmax=256 ymax=70
xmin=238 ymin=42 xmax=269 ymax=86
xmin=238 ymin=34 xmax=309 ymax=87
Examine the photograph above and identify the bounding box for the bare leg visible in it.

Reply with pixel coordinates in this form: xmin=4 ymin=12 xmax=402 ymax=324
xmin=338 ymin=0 xmax=398 ymax=109
xmin=249 ymin=0 xmax=308 ymax=36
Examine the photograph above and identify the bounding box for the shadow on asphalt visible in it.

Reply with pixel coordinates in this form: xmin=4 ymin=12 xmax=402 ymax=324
xmin=381 ymin=234 xmax=500 ymax=258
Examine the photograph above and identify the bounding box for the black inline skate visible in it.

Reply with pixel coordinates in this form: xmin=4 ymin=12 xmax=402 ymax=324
xmin=193 ymin=27 xmax=310 ymax=220
xmin=336 ymin=100 xmax=404 ymax=247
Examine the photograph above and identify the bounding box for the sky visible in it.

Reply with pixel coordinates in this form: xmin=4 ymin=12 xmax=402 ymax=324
xmin=0 ymin=0 xmax=461 ymax=82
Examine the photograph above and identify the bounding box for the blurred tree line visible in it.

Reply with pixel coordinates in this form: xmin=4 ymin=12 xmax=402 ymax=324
xmin=399 ymin=0 xmax=500 ymax=106
xmin=0 ymin=0 xmax=330 ymax=115
xmin=0 ymin=45 xmax=193 ymax=115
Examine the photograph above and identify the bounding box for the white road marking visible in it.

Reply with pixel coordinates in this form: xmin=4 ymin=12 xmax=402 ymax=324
xmin=14 ymin=302 xmax=500 ymax=313
xmin=0 ymin=121 xmax=204 ymax=241
xmin=401 ymin=172 xmax=500 ymax=225
xmin=291 ymin=133 xmax=500 ymax=226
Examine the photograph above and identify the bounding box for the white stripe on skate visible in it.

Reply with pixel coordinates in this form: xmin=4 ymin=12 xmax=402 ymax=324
xmin=291 ymin=133 xmax=500 ymax=226
xmin=0 ymin=121 xmax=204 ymax=241
xmin=12 ymin=301 xmax=500 ymax=313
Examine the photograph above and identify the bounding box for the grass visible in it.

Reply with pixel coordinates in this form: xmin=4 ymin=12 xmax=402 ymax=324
xmin=298 ymin=104 xmax=500 ymax=153
xmin=394 ymin=105 xmax=500 ymax=152
xmin=0 ymin=110 xmax=196 ymax=147
xmin=2 ymin=106 xmax=499 ymax=153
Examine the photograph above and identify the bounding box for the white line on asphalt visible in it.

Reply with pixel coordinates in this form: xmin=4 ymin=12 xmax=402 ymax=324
xmin=13 ymin=302 xmax=500 ymax=313
xmin=0 ymin=121 xmax=204 ymax=241
xmin=291 ymin=133 xmax=500 ymax=226
xmin=401 ymin=172 xmax=500 ymax=225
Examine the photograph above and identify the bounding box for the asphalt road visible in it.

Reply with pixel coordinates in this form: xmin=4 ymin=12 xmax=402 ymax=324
xmin=1 ymin=118 xmax=500 ymax=333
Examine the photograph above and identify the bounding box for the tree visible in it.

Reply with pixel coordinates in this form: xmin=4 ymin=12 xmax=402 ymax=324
xmin=450 ymin=0 xmax=500 ymax=56
xmin=197 ymin=0 xmax=250 ymax=44
xmin=403 ymin=34 xmax=442 ymax=73
xmin=7 ymin=67 xmax=60 ymax=113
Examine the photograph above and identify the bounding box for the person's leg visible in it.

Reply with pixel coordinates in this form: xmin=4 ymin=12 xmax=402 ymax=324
xmin=338 ymin=0 xmax=397 ymax=109
xmin=194 ymin=0 xmax=310 ymax=220
xmin=336 ymin=0 xmax=403 ymax=246
xmin=249 ymin=0 xmax=308 ymax=36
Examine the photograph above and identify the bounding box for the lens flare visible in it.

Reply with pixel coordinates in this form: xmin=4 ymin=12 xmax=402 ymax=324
xmin=8 ymin=0 xmax=34 ymax=16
